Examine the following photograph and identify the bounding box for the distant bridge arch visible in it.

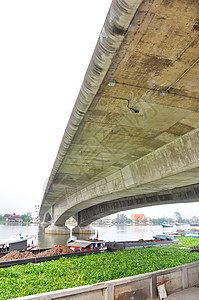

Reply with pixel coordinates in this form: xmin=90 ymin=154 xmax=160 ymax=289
xmin=43 ymin=212 xmax=52 ymax=223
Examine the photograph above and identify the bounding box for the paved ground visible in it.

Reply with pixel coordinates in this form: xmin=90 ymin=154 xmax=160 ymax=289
xmin=167 ymin=287 xmax=199 ymax=299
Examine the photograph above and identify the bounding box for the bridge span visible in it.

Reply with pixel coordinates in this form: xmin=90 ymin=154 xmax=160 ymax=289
xmin=40 ymin=0 xmax=199 ymax=234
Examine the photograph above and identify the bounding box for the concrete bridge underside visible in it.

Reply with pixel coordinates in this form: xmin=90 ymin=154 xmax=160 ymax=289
xmin=40 ymin=0 xmax=199 ymax=234
xmin=77 ymin=183 xmax=199 ymax=226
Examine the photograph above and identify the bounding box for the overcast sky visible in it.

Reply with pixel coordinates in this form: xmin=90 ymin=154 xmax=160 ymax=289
xmin=0 ymin=0 xmax=199 ymax=220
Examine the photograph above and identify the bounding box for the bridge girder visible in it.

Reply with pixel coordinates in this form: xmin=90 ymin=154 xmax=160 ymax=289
xmin=77 ymin=183 xmax=199 ymax=226
xmin=52 ymin=127 xmax=199 ymax=226
xmin=40 ymin=0 xmax=199 ymax=229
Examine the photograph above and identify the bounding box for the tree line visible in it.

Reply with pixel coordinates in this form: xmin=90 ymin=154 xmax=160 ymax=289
xmin=98 ymin=211 xmax=192 ymax=225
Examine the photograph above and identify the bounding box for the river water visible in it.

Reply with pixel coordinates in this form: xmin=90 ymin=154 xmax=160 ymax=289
xmin=0 ymin=223 xmax=191 ymax=249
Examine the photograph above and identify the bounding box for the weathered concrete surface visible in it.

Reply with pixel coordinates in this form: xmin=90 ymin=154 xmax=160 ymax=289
xmin=52 ymin=129 xmax=199 ymax=226
xmin=45 ymin=225 xmax=70 ymax=235
xmin=12 ymin=261 xmax=199 ymax=300
xmin=77 ymin=183 xmax=199 ymax=226
xmin=72 ymin=225 xmax=95 ymax=234
xmin=167 ymin=287 xmax=199 ymax=300
xmin=40 ymin=0 xmax=199 ymax=228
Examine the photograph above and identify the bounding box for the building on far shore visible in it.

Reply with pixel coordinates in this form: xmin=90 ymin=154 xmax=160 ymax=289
xmin=131 ymin=213 xmax=147 ymax=224
xmin=6 ymin=213 xmax=23 ymax=223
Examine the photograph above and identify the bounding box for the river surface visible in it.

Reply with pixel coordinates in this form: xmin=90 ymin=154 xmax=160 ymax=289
xmin=0 ymin=223 xmax=191 ymax=248
xmin=0 ymin=223 xmax=191 ymax=249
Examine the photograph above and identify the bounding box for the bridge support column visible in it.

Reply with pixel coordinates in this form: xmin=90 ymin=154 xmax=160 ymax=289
xmin=72 ymin=225 xmax=95 ymax=234
xmin=45 ymin=225 xmax=70 ymax=235
xmin=41 ymin=221 xmax=50 ymax=226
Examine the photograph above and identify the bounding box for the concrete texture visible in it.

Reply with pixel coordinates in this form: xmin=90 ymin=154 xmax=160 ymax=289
xmin=77 ymin=183 xmax=199 ymax=225
xmin=13 ymin=261 xmax=199 ymax=300
xmin=39 ymin=0 xmax=199 ymax=228
xmin=72 ymin=225 xmax=95 ymax=234
xmin=45 ymin=225 xmax=70 ymax=235
xmin=167 ymin=287 xmax=199 ymax=300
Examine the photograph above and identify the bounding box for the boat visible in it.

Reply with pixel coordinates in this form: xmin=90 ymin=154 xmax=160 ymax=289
xmin=153 ymin=235 xmax=174 ymax=241
xmin=185 ymin=232 xmax=199 ymax=238
xmin=162 ymin=222 xmax=173 ymax=228
xmin=0 ymin=237 xmax=179 ymax=268
xmin=189 ymin=246 xmax=199 ymax=252
xmin=190 ymin=223 xmax=199 ymax=226
xmin=0 ymin=234 xmax=37 ymax=253
xmin=67 ymin=239 xmax=106 ymax=252
xmin=106 ymin=237 xmax=178 ymax=251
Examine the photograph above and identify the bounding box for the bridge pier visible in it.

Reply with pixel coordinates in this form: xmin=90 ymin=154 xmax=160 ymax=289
xmin=41 ymin=221 xmax=50 ymax=226
xmin=45 ymin=225 xmax=70 ymax=235
xmin=72 ymin=225 xmax=95 ymax=234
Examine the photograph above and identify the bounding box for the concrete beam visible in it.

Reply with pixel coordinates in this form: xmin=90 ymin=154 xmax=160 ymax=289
xmin=53 ymin=128 xmax=199 ymax=225
xmin=77 ymin=183 xmax=199 ymax=225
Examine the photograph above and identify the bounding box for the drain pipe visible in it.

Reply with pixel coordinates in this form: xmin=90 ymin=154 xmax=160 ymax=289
xmin=161 ymin=57 xmax=199 ymax=96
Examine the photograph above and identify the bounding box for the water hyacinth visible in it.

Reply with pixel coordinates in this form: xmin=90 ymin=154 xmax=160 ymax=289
xmin=0 ymin=238 xmax=199 ymax=299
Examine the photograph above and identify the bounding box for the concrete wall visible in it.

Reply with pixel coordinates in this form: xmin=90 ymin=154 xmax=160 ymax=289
xmin=15 ymin=261 xmax=199 ymax=300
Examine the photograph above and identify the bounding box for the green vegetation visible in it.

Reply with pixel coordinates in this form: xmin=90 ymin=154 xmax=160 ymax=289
xmin=1 ymin=241 xmax=199 ymax=299
xmin=0 ymin=215 xmax=5 ymax=222
xmin=174 ymin=211 xmax=183 ymax=223
xmin=113 ymin=213 xmax=132 ymax=224
xmin=149 ymin=211 xmax=190 ymax=224
xmin=177 ymin=236 xmax=199 ymax=248
xmin=3 ymin=214 xmax=10 ymax=218
xmin=0 ymin=214 xmax=10 ymax=222
xmin=21 ymin=214 xmax=32 ymax=223
xmin=149 ymin=218 xmax=173 ymax=225
xmin=95 ymin=211 xmax=192 ymax=225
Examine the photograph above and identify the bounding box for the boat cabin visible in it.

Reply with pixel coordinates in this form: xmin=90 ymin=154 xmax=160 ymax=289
xmin=0 ymin=235 xmax=37 ymax=253
xmin=67 ymin=239 xmax=106 ymax=252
